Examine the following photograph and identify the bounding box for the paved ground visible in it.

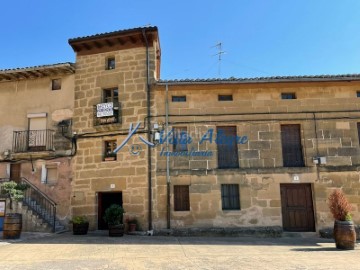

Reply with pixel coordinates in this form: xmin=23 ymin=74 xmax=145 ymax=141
xmin=0 ymin=231 xmax=359 ymax=270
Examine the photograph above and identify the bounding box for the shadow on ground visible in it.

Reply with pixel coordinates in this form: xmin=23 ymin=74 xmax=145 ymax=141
xmin=0 ymin=230 xmax=344 ymax=248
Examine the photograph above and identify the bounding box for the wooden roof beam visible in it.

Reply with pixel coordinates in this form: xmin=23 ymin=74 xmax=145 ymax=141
xmin=82 ymin=43 xmax=92 ymax=50
xmin=105 ymin=39 xmax=114 ymax=46
xmin=93 ymin=41 xmax=103 ymax=48
xmin=117 ymin=38 xmax=126 ymax=45
xmin=129 ymin=36 xmax=137 ymax=44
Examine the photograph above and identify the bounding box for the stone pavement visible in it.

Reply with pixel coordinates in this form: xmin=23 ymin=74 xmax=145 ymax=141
xmin=0 ymin=231 xmax=358 ymax=270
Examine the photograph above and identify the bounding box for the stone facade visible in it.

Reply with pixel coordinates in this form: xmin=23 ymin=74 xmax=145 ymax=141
xmin=1 ymin=26 xmax=360 ymax=233
xmin=152 ymin=81 xmax=360 ymax=231
xmin=0 ymin=64 xmax=75 ymax=222
xmin=70 ymin=27 xmax=160 ymax=230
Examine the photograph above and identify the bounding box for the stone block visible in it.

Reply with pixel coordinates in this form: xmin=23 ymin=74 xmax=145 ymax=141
xmin=262 ymin=207 xmax=281 ymax=217
xmin=240 ymin=150 xmax=259 ymax=159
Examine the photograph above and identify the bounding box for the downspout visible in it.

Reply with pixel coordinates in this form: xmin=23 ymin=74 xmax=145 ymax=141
xmin=142 ymin=29 xmax=152 ymax=231
xmin=165 ymin=84 xmax=170 ymax=229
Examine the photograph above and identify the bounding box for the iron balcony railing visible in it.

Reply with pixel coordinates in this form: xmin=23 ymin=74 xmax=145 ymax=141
xmin=13 ymin=129 xmax=55 ymax=153
xmin=93 ymin=101 xmax=121 ymax=126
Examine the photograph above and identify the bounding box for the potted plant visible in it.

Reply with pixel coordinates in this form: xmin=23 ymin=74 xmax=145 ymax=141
xmin=70 ymin=215 xmax=89 ymax=235
xmin=104 ymin=152 xmax=116 ymax=161
xmin=128 ymin=217 xmax=138 ymax=232
xmin=103 ymin=204 xmax=125 ymax=237
xmin=0 ymin=181 xmax=27 ymax=239
xmin=328 ymin=189 xmax=356 ymax=250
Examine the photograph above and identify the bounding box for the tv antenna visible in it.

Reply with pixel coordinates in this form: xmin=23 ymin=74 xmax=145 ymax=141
xmin=212 ymin=42 xmax=226 ymax=77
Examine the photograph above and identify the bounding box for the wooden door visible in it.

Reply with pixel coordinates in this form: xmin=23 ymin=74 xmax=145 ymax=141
xmin=280 ymin=184 xmax=315 ymax=232
xmin=10 ymin=164 xmax=21 ymax=183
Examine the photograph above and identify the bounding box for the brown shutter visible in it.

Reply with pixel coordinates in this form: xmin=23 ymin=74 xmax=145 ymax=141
xmin=217 ymin=126 xmax=239 ymax=169
xmin=174 ymin=185 xmax=190 ymax=211
xmin=281 ymin=124 xmax=304 ymax=167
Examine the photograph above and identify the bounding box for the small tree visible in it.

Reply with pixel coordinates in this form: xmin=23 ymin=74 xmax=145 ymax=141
xmin=0 ymin=181 xmax=28 ymax=209
xmin=328 ymin=189 xmax=352 ymax=221
xmin=103 ymin=204 xmax=125 ymax=226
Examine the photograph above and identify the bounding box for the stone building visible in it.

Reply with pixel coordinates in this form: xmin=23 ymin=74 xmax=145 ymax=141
xmin=68 ymin=27 xmax=161 ymax=230
xmin=153 ymin=78 xmax=360 ymax=232
xmin=1 ymin=26 xmax=360 ymax=234
xmin=0 ymin=63 xmax=75 ymax=231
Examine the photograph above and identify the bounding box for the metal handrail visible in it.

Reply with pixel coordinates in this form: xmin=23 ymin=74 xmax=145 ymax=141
xmin=20 ymin=177 xmax=57 ymax=232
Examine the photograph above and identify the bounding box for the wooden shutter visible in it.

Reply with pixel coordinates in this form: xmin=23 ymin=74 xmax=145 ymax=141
xmin=173 ymin=127 xmax=188 ymax=152
xmin=357 ymin=123 xmax=360 ymax=144
xmin=174 ymin=185 xmax=190 ymax=211
xmin=221 ymin=184 xmax=240 ymax=210
xmin=281 ymin=124 xmax=304 ymax=167
xmin=217 ymin=126 xmax=239 ymax=169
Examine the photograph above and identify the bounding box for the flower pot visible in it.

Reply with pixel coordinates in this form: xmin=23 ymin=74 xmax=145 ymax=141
xmin=334 ymin=220 xmax=356 ymax=250
xmin=128 ymin=223 xmax=136 ymax=232
xmin=3 ymin=213 xmax=22 ymax=239
xmin=73 ymin=222 xmax=89 ymax=235
xmin=108 ymin=224 xmax=124 ymax=237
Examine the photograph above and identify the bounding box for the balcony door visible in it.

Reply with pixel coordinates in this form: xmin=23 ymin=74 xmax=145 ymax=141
xmin=28 ymin=115 xmax=47 ymax=151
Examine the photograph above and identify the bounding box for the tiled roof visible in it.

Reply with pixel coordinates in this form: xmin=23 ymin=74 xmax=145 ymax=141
xmin=0 ymin=62 xmax=75 ymax=82
xmin=68 ymin=26 xmax=158 ymax=43
xmin=158 ymin=74 xmax=360 ymax=85
xmin=0 ymin=62 xmax=75 ymax=73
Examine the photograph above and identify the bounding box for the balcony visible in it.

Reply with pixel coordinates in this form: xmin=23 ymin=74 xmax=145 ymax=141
xmin=13 ymin=129 xmax=55 ymax=153
xmin=93 ymin=101 xmax=121 ymax=126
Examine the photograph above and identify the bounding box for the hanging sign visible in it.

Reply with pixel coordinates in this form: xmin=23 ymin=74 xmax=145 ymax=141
xmin=97 ymin=102 xmax=114 ymax=117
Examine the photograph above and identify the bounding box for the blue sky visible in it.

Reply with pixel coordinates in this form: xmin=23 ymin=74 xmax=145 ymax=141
xmin=0 ymin=0 xmax=359 ymax=79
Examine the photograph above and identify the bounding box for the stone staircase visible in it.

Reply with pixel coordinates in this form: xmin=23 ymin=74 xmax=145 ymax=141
xmin=1 ymin=178 xmax=65 ymax=233
xmin=22 ymin=198 xmax=65 ymax=232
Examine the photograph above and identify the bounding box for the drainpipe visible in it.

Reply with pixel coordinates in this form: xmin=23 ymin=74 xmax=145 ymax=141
xmin=165 ymin=84 xmax=170 ymax=229
xmin=142 ymin=29 xmax=152 ymax=231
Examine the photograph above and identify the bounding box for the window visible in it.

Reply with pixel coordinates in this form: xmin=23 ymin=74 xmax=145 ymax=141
xmin=104 ymin=140 xmax=117 ymax=161
xmin=174 ymin=185 xmax=190 ymax=211
xmin=357 ymin=123 xmax=360 ymax=144
xmin=281 ymin=124 xmax=304 ymax=167
xmin=106 ymin=57 xmax=115 ymax=70
xmin=172 ymin=96 xmax=186 ymax=102
xmin=357 ymin=91 xmax=360 ymax=98
xmin=218 ymin=94 xmax=233 ymax=101
xmin=281 ymin=93 xmax=296 ymax=99
xmin=221 ymin=184 xmax=240 ymax=210
xmin=173 ymin=127 xmax=188 ymax=152
xmin=103 ymin=88 xmax=119 ymax=103
xmin=46 ymin=167 xmax=58 ymax=185
xmin=51 ymin=79 xmax=61 ymax=90
xmin=217 ymin=126 xmax=239 ymax=169
xmin=40 ymin=164 xmax=58 ymax=184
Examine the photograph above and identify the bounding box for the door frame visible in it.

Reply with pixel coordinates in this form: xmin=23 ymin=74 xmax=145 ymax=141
xmin=97 ymin=191 xmax=123 ymax=230
xmin=280 ymin=183 xmax=316 ymax=232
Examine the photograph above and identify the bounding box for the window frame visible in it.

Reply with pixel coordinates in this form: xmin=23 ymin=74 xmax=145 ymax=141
xmin=173 ymin=127 xmax=188 ymax=152
xmin=221 ymin=184 xmax=240 ymax=210
xmin=281 ymin=93 xmax=296 ymax=100
xmin=103 ymin=88 xmax=119 ymax=104
xmin=174 ymin=185 xmax=190 ymax=211
xmin=104 ymin=140 xmax=117 ymax=161
xmin=217 ymin=126 xmax=239 ymax=169
xmin=51 ymin=79 xmax=61 ymax=91
xmin=106 ymin=57 xmax=116 ymax=70
xmin=218 ymin=94 xmax=233 ymax=101
xmin=172 ymin=95 xmax=186 ymax=102
xmin=280 ymin=124 xmax=305 ymax=167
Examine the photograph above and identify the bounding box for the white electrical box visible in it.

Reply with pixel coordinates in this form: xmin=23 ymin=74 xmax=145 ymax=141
xmin=110 ymin=184 xmax=115 ymax=189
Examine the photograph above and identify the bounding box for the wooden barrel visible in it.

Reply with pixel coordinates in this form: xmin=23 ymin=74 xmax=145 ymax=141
xmin=334 ymin=220 xmax=356 ymax=250
xmin=3 ymin=213 xmax=22 ymax=239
